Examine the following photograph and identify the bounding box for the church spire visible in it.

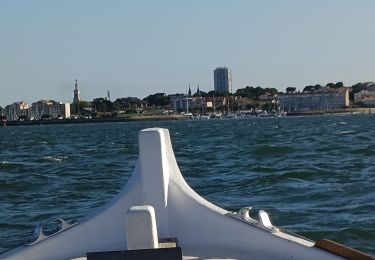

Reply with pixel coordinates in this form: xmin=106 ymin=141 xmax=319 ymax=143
xmin=73 ymin=79 xmax=80 ymax=104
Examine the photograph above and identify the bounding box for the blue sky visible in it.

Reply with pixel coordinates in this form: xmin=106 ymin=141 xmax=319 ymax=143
xmin=1 ymin=0 xmax=375 ymax=106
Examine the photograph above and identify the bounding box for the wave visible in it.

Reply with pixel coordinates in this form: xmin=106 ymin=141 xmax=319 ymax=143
xmin=338 ymin=130 xmax=355 ymax=135
xmin=42 ymin=156 xmax=67 ymax=162
xmin=254 ymin=145 xmax=295 ymax=155
xmin=0 ymin=161 xmax=26 ymax=170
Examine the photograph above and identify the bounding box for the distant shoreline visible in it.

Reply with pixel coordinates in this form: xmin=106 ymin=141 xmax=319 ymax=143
xmin=2 ymin=107 xmax=375 ymax=127
xmin=3 ymin=115 xmax=185 ymax=127
xmin=286 ymin=107 xmax=375 ymax=116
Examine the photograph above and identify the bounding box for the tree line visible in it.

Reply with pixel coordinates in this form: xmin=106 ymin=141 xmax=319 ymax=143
xmin=77 ymin=86 xmax=281 ymax=113
xmin=285 ymin=81 xmax=372 ymax=102
xmin=72 ymin=81 xmax=372 ymax=113
xmin=286 ymin=82 xmax=344 ymax=94
xmin=3 ymin=81 xmax=372 ymax=116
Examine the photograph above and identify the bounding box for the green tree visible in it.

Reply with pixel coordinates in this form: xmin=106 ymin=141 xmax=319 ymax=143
xmin=207 ymin=90 xmax=226 ymax=97
xmin=253 ymin=86 xmax=265 ymax=97
xmin=92 ymin=98 xmax=114 ymax=113
xmin=193 ymin=90 xmax=206 ymax=97
xmin=143 ymin=93 xmax=170 ymax=107
xmin=326 ymin=82 xmax=344 ymax=89
xmin=264 ymin=88 xmax=278 ymax=95
xmin=79 ymin=101 xmax=92 ymax=108
xmin=114 ymin=97 xmax=142 ymax=111
xmin=286 ymin=87 xmax=296 ymax=94
xmin=350 ymin=82 xmax=366 ymax=101
xmin=335 ymin=82 xmax=344 ymax=88
xmin=236 ymin=86 xmax=272 ymax=99
xmin=70 ymin=101 xmax=92 ymax=114
xmin=303 ymin=85 xmax=315 ymax=92
xmin=315 ymin=84 xmax=323 ymax=91
xmin=351 ymin=83 xmax=364 ymax=93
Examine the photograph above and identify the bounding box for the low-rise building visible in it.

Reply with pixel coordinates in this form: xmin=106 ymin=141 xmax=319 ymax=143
xmin=30 ymin=100 xmax=70 ymax=120
xmin=354 ymin=82 xmax=375 ymax=106
xmin=258 ymin=94 xmax=276 ymax=103
xmin=205 ymin=96 xmax=227 ymax=111
xmin=233 ymin=97 xmax=256 ymax=110
xmin=170 ymin=95 xmax=192 ymax=113
xmin=170 ymin=95 xmax=229 ymax=113
xmin=279 ymin=88 xmax=349 ymax=112
xmin=362 ymin=97 xmax=375 ymax=107
xmin=5 ymin=101 xmax=29 ymax=121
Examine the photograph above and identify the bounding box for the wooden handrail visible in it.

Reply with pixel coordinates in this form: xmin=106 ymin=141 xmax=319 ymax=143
xmin=315 ymin=239 xmax=373 ymax=260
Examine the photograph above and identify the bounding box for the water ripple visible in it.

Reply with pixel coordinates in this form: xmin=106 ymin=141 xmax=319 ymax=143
xmin=0 ymin=116 xmax=374 ymax=255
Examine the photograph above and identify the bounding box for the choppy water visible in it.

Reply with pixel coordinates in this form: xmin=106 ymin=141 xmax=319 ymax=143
xmin=0 ymin=115 xmax=374 ymax=255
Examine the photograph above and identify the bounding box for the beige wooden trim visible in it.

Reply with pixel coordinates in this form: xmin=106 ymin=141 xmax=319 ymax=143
xmin=315 ymin=239 xmax=373 ymax=260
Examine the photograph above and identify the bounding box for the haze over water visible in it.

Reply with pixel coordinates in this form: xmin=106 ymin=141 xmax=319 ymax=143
xmin=0 ymin=115 xmax=374 ymax=255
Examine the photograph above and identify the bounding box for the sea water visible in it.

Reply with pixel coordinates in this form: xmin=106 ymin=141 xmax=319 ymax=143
xmin=0 ymin=115 xmax=374 ymax=255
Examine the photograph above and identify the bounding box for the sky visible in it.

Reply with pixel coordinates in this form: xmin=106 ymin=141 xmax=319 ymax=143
xmin=1 ymin=0 xmax=375 ymax=107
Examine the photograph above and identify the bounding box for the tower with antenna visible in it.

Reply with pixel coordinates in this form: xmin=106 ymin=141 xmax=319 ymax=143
xmin=107 ymin=90 xmax=111 ymax=101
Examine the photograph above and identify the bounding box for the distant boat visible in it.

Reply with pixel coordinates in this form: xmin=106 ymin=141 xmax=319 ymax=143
xmin=212 ymin=112 xmax=222 ymax=118
xmin=225 ymin=113 xmax=238 ymax=119
xmin=199 ymin=115 xmax=210 ymax=120
xmin=183 ymin=112 xmax=193 ymax=118
xmin=1 ymin=128 xmax=372 ymax=259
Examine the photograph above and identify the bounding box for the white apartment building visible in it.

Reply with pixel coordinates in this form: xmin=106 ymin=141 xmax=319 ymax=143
xmin=279 ymin=88 xmax=349 ymax=112
xmin=170 ymin=95 xmax=193 ymax=113
xmin=30 ymin=100 xmax=70 ymax=120
xmin=354 ymin=83 xmax=375 ymax=106
xmin=5 ymin=101 xmax=29 ymax=121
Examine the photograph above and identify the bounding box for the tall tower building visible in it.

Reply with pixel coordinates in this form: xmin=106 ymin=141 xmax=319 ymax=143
xmin=214 ymin=67 xmax=232 ymax=93
xmin=73 ymin=79 xmax=81 ymax=115
xmin=73 ymin=79 xmax=80 ymax=104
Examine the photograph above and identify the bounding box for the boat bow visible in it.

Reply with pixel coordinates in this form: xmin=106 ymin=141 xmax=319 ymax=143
xmin=2 ymin=128 xmax=368 ymax=259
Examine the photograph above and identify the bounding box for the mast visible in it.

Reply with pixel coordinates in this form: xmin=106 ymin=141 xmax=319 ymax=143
xmin=186 ymin=93 xmax=189 ymax=114
xmin=213 ymin=92 xmax=216 ymax=113
xmin=74 ymin=79 xmax=81 ymax=116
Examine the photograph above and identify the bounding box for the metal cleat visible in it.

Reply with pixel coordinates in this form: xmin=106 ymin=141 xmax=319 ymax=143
xmin=26 ymin=219 xmax=78 ymax=246
xmin=27 ymin=222 xmax=47 ymax=245
xmin=57 ymin=218 xmax=76 ymax=231
xmin=257 ymin=210 xmax=279 ymax=232
xmin=238 ymin=207 xmax=258 ymax=224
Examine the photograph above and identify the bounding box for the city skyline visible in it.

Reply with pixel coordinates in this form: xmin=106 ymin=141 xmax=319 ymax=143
xmin=1 ymin=1 xmax=375 ymax=107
